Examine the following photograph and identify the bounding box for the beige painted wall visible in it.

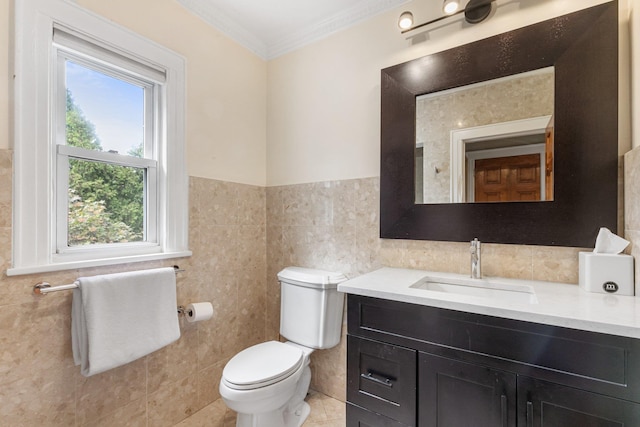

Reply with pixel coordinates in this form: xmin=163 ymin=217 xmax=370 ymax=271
xmin=266 ymin=0 xmax=624 ymax=186
xmin=78 ymin=0 xmax=268 ymax=186
xmin=2 ymin=0 xmax=268 ymax=186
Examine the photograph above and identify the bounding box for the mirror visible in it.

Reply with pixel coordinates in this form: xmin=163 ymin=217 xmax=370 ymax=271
xmin=415 ymin=67 xmax=555 ymax=204
xmin=380 ymin=2 xmax=618 ymax=247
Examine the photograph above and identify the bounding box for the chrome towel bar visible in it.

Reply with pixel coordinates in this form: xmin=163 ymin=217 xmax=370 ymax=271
xmin=33 ymin=265 xmax=185 ymax=295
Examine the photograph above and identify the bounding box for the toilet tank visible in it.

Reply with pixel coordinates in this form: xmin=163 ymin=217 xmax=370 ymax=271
xmin=278 ymin=267 xmax=347 ymax=349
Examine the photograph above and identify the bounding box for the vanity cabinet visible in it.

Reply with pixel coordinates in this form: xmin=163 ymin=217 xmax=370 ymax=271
xmin=346 ymin=295 xmax=640 ymax=427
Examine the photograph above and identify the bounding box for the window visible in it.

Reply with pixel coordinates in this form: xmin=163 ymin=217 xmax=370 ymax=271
xmin=11 ymin=0 xmax=190 ymax=275
xmin=53 ymin=29 xmax=162 ymax=252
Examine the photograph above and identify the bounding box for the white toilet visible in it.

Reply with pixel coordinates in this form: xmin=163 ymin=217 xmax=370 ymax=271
xmin=219 ymin=266 xmax=347 ymax=427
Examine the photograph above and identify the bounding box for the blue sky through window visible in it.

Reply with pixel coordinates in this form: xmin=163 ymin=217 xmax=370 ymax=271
xmin=66 ymin=61 xmax=144 ymax=155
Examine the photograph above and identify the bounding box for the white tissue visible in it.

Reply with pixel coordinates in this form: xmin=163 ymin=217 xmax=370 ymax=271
xmin=593 ymin=227 xmax=630 ymax=254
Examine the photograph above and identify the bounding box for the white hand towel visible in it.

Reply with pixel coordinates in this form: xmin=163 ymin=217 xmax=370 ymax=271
xmin=71 ymin=267 xmax=180 ymax=377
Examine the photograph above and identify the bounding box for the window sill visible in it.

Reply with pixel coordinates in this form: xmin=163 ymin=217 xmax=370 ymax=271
xmin=6 ymin=250 xmax=192 ymax=276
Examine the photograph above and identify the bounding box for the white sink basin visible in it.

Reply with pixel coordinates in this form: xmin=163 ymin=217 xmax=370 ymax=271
xmin=410 ymin=275 xmax=538 ymax=304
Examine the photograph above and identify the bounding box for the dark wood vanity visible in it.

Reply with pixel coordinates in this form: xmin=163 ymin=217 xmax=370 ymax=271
xmin=346 ymin=295 xmax=640 ymax=426
xmin=359 ymin=1 xmax=630 ymax=424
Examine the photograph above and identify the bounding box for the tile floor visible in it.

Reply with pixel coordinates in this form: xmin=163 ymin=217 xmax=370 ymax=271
xmin=175 ymin=390 xmax=345 ymax=427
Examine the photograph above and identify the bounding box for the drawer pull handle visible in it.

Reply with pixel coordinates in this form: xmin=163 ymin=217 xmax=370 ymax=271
xmin=361 ymin=372 xmax=393 ymax=388
xmin=526 ymin=401 xmax=534 ymax=427
xmin=501 ymin=394 xmax=508 ymax=427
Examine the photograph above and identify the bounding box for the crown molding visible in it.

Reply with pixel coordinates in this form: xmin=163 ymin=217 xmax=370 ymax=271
xmin=178 ymin=0 xmax=409 ymax=60
xmin=267 ymin=0 xmax=410 ymax=59
xmin=177 ymin=0 xmax=269 ymax=59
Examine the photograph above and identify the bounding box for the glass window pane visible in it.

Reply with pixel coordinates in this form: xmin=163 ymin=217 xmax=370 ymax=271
xmin=68 ymin=158 xmax=145 ymax=246
xmin=65 ymin=60 xmax=145 ymax=157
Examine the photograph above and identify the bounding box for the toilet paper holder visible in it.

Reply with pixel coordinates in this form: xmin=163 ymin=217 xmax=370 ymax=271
xmin=178 ymin=302 xmax=214 ymax=322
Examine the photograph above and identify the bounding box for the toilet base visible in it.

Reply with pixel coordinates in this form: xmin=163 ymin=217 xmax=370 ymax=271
xmin=283 ymin=401 xmax=310 ymax=427
xmin=235 ymin=401 xmax=310 ymax=427
xmin=233 ymin=364 xmax=312 ymax=427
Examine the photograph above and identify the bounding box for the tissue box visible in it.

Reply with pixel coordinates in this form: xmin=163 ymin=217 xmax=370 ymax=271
xmin=579 ymin=252 xmax=634 ymax=296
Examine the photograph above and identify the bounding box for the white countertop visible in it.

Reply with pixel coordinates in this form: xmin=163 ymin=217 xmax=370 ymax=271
xmin=337 ymin=267 xmax=640 ymax=339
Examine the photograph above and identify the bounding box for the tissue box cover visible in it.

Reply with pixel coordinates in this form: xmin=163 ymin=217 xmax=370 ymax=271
xmin=579 ymin=252 xmax=634 ymax=296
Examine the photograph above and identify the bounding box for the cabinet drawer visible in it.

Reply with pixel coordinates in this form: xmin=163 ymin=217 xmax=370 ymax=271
xmin=347 ymin=403 xmax=409 ymax=427
xmin=347 ymin=335 xmax=416 ymax=426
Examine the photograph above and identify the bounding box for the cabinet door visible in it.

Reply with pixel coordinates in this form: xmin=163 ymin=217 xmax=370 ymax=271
xmin=347 ymin=336 xmax=416 ymax=425
xmin=418 ymin=352 xmax=516 ymax=427
xmin=518 ymin=376 xmax=640 ymax=427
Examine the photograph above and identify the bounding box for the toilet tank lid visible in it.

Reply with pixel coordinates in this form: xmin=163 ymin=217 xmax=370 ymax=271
xmin=278 ymin=267 xmax=347 ymax=288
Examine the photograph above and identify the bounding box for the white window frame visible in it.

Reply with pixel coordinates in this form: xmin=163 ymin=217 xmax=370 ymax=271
xmin=10 ymin=0 xmax=191 ymax=275
xmin=53 ymin=39 xmax=159 ymax=255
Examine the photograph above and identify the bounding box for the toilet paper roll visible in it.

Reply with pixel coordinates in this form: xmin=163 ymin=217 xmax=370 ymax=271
xmin=185 ymin=302 xmax=214 ymax=323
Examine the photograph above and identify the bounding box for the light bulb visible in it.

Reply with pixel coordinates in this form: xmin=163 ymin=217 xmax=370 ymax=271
xmin=443 ymin=0 xmax=460 ymax=15
xmin=398 ymin=11 xmax=414 ymax=30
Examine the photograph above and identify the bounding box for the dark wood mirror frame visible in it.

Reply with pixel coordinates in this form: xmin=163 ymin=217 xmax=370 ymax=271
xmin=380 ymin=1 xmax=618 ymax=247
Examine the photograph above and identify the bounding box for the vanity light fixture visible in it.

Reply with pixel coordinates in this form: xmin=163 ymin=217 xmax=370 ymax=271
xmin=399 ymin=0 xmax=495 ymax=33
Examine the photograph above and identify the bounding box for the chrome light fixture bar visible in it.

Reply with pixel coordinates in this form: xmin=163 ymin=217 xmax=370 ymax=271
xmin=399 ymin=0 xmax=496 ymax=34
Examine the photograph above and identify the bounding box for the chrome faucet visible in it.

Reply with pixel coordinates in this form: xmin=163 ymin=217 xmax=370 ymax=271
xmin=470 ymin=238 xmax=482 ymax=279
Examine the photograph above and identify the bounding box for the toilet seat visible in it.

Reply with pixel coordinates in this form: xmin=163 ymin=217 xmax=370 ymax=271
xmin=222 ymin=341 xmax=304 ymax=391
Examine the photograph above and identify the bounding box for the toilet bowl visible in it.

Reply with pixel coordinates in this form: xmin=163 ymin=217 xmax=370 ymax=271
xmin=219 ymin=341 xmax=314 ymax=427
xmin=219 ymin=267 xmax=347 ymax=427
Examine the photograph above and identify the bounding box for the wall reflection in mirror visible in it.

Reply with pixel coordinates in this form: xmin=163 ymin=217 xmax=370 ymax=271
xmin=415 ymin=67 xmax=554 ymax=204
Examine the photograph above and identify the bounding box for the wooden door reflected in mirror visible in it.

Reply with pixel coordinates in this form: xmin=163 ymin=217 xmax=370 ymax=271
xmin=474 ymin=154 xmax=541 ymax=203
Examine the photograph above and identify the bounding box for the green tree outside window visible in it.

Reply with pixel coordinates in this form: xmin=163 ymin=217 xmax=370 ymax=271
xmin=66 ymin=90 xmax=145 ymax=245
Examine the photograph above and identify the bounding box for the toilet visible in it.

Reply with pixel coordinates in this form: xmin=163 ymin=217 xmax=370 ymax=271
xmin=219 ymin=266 xmax=347 ymax=427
